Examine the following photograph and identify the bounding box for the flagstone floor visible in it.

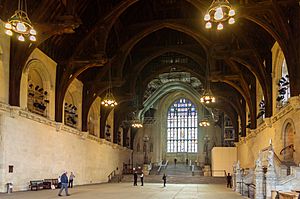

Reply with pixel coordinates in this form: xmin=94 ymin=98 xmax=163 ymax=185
xmin=0 ymin=183 xmax=247 ymax=199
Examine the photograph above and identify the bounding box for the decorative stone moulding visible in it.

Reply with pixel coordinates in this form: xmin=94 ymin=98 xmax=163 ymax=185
xmin=288 ymin=96 xmax=300 ymax=110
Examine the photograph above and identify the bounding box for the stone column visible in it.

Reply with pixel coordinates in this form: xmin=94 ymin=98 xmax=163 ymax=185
xmin=266 ymin=150 xmax=277 ymax=199
xmin=255 ymin=154 xmax=264 ymax=199
xmin=235 ymin=161 xmax=242 ymax=193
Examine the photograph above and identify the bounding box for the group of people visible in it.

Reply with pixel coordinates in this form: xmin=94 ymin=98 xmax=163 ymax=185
xmin=58 ymin=171 xmax=75 ymax=197
xmin=133 ymin=171 xmax=167 ymax=187
xmin=133 ymin=171 xmax=144 ymax=186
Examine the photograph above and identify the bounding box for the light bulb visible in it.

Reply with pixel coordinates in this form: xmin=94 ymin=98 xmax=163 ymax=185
xmin=204 ymin=14 xmax=210 ymax=21
xmin=5 ymin=29 xmax=13 ymax=36
xmin=5 ymin=23 xmax=12 ymax=29
xmin=229 ymin=9 xmax=235 ymax=17
xmin=29 ymin=35 xmax=36 ymax=41
xmin=228 ymin=17 xmax=235 ymax=25
xmin=16 ymin=22 xmax=27 ymax=33
xmin=18 ymin=35 xmax=25 ymax=41
xmin=30 ymin=29 xmax=37 ymax=35
xmin=205 ymin=22 xmax=212 ymax=29
xmin=214 ymin=7 xmax=224 ymax=21
xmin=217 ymin=23 xmax=223 ymax=30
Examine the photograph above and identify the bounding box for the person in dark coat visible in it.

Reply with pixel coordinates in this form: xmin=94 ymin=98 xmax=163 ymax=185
xmin=140 ymin=172 xmax=144 ymax=186
xmin=133 ymin=171 xmax=138 ymax=186
xmin=226 ymin=173 xmax=232 ymax=188
xmin=58 ymin=171 xmax=70 ymax=196
xmin=162 ymin=173 xmax=167 ymax=187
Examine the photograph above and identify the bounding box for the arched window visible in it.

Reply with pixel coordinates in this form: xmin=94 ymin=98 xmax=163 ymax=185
xmin=167 ymin=98 xmax=198 ymax=153
xmin=281 ymin=59 xmax=290 ymax=103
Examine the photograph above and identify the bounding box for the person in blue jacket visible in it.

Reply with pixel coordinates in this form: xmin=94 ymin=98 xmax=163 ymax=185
xmin=58 ymin=171 xmax=70 ymax=196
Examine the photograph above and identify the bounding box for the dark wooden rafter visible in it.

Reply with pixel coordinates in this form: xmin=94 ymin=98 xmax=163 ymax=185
xmin=55 ymin=0 xmax=139 ymax=122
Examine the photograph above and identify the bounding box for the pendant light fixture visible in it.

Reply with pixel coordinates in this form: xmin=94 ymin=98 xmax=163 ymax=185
xmin=5 ymin=0 xmax=37 ymax=42
xmin=204 ymin=0 xmax=235 ymax=30
xmin=200 ymin=55 xmax=216 ymax=104
xmin=101 ymin=67 xmax=117 ymax=107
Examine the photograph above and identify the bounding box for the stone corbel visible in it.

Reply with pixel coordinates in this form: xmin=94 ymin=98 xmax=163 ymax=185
xmin=9 ymin=106 xmax=20 ymax=118
xmin=264 ymin=117 xmax=272 ymax=127
xmin=56 ymin=122 xmax=62 ymax=132
xmin=81 ymin=131 xmax=89 ymax=140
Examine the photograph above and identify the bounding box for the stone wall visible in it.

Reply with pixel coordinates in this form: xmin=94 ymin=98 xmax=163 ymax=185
xmin=0 ymin=103 xmax=131 ymax=192
xmin=237 ymin=96 xmax=300 ymax=169
xmin=211 ymin=147 xmax=237 ymax=176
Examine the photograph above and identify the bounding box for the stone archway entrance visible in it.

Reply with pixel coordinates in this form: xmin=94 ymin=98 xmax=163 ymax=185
xmin=282 ymin=123 xmax=295 ymax=162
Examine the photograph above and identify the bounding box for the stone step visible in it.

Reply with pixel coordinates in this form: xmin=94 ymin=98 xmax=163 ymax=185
xmin=120 ymin=174 xmax=226 ymax=184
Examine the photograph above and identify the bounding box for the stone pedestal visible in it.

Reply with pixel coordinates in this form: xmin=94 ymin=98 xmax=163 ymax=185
xmin=266 ymin=167 xmax=277 ymax=199
xmin=255 ymin=167 xmax=264 ymax=199
xmin=203 ymin=165 xmax=211 ymax=176
xmin=235 ymin=169 xmax=242 ymax=193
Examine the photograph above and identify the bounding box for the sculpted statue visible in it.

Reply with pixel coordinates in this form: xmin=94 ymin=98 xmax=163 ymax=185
xmin=267 ymin=150 xmax=274 ymax=167
xmin=255 ymin=152 xmax=262 ymax=169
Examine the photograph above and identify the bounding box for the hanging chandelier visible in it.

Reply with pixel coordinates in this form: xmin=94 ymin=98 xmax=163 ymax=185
xmin=199 ymin=118 xmax=210 ymax=127
xmin=4 ymin=0 xmax=37 ymax=42
xmin=101 ymin=92 xmax=118 ymax=107
xmin=131 ymin=120 xmax=143 ymax=128
xmin=200 ymin=54 xmax=216 ymax=104
xmin=101 ymin=67 xmax=117 ymax=107
xmin=200 ymin=89 xmax=216 ymax=104
xmin=204 ymin=0 xmax=235 ymax=30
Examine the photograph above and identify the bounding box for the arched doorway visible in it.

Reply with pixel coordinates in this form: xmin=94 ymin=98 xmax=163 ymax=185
xmin=282 ymin=122 xmax=295 ymax=162
xmin=166 ymin=98 xmax=198 ymax=162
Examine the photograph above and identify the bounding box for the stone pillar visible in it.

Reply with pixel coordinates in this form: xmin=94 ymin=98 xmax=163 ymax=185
xmin=235 ymin=161 xmax=241 ymax=193
xmin=266 ymin=150 xmax=277 ymax=199
xmin=235 ymin=169 xmax=242 ymax=193
xmin=255 ymin=154 xmax=264 ymax=199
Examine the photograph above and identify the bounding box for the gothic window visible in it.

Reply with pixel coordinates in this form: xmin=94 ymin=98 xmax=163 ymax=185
xmin=167 ymin=98 xmax=198 ymax=153
xmin=281 ymin=59 xmax=290 ymax=103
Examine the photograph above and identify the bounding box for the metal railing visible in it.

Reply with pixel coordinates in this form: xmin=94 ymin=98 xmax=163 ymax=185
xmin=157 ymin=160 xmax=168 ymax=174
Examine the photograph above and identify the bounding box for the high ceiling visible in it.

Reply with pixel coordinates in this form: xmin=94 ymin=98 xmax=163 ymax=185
xmin=1 ymin=0 xmax=299 ymax=139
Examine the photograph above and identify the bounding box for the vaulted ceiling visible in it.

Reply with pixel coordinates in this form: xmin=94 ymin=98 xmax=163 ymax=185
xmin=1 ymin=0 xmax=299 ymax=139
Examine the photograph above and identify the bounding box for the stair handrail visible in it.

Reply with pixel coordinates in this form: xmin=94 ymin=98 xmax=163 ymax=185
xmin=108 ymin=170 xmax=116 ymax=182
xmin=279 ymin=144 xmax=295 ymax=155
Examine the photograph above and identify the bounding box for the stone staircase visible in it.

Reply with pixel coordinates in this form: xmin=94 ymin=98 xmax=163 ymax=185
xmin=117 ymin=163 xmax=226 ymax=184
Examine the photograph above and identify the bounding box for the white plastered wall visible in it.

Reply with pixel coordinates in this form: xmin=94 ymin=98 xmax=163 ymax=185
xmin=0 ymin=108 xmax=131 ymax=192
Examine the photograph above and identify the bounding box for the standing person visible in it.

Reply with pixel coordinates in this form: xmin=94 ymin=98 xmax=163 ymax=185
xmin=226 ymin=173 xmax=232 ymax=188
xmin=140 ymin=172 xmax=144 ymax=186
xmin=162 ymin=173 xmax=167 ymax=187
xmin=58 ymin=171 xmax=70 ymax=196
xmin=133 ymin=171 xmax=138 ymax=186
xmin=174 ymin=158 xmax=177 ymax=166
xmin=69 ymin=172 xmax=75 ymax=188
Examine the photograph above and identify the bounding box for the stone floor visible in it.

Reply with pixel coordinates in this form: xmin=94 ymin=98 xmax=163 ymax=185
xmin=0 ymin=183 xmax=246 ymax=199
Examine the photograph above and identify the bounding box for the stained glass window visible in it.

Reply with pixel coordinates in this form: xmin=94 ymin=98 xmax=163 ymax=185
xmin=167 ymin=98 xmax=198 ymax=153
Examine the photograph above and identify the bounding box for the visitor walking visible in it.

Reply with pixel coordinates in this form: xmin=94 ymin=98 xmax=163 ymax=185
xmin=58 ymin=171 xmax=70 ymax=196
xmin=69 ymin=172 xmax=75 ymax=188
xmin=226 ymin=173 xmax=232 ymax=188
xmin=162 ymin=173 xmax=167 ymax=187
xmin=140 ymin=172 xmax=144 ymax=186
xmin=133 ymin=171 xmax=138 ymax=186
xmin=174 ymin=158 xmax=177 ymax=166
